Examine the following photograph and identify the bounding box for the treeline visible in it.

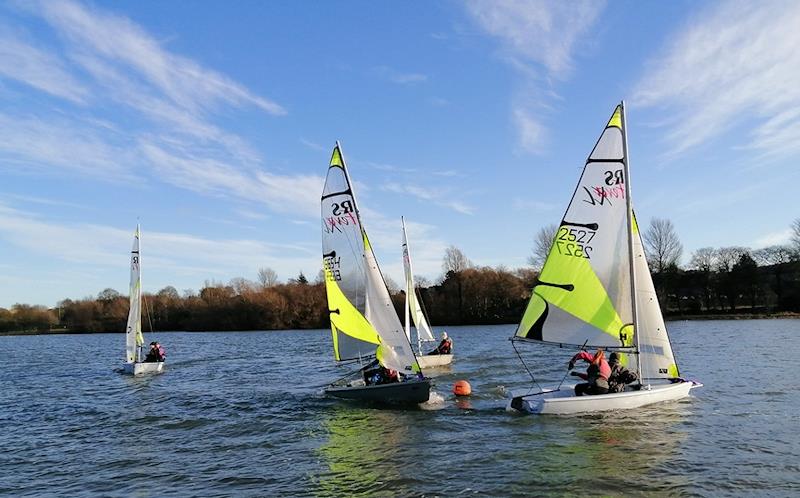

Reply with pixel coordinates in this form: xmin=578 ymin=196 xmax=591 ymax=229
xmin=4 ymin=225 xmax=800 ymax=333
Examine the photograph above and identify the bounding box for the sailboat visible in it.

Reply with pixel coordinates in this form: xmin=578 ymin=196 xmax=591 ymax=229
xmin=122 ymin=224 xmax=164 ymax=376
xmin=321 ymin=142 xmax=430 ymax=403
xmin=507 ymin=102 xmax=701 ymax=414
xmin=401 ymin=217 xmax=453 ymax=368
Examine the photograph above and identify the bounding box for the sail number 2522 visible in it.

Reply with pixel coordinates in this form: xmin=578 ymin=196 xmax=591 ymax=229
xmin=555 ymin=227 xmax=595 ymax=259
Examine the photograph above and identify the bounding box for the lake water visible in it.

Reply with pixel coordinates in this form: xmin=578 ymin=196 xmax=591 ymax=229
xmin=2 ymin=320 xmax=799 ymax=497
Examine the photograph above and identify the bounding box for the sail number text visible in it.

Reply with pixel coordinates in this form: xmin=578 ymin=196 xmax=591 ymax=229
xmin=323 ymin=255 xmax=342 ymax=281
xmin=555 ymin=228 xmax=595 ymax=259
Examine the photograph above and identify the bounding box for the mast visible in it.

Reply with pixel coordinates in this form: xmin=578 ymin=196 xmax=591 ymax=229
xmin=620 ymin=101 xmax=644 ymax=386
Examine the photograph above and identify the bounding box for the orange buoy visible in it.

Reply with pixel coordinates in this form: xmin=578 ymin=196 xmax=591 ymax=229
xmin=453 ymin=380 xmax=472 ymax=396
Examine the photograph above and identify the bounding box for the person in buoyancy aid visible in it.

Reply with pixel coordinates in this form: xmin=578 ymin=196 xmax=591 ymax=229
xmin=363 ymin=360 xmax=399 ymax=386
xmin=144 ymin=341 xmax=166 ymax=362
xmin=429 ymin=331 xmax=453 ymax=355
xmin=607 ymin=352 xmax=638 ymax=392
xmin=569 ymin=349 xmax=610 ymax=396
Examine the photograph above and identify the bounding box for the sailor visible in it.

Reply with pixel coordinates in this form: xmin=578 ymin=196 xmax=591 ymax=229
xmin=144 ymin=341 xmax=166 ymax=362
xmin=607 ymin=352 xmax=637 ymax=392
xmin=429 ymin=332 xmax=453 ymax=355
xmin=569 ymin=349 xmax=610 ymax=396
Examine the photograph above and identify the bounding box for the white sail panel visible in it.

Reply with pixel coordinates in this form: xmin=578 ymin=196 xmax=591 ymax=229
xmin=515 ymin=106 xmax=634 ymax=348
xmin=364 ymin=235 xmax=420 ymax=374
xmin=125 ymin=225 xmax=143 ymax=363
xmin=631 ymin=215 xmax=680 ymax=380
xmin=401 ymin=219 xmax=434 ymax=343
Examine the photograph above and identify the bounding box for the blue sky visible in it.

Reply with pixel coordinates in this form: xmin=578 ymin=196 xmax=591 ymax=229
xmin=1 ymin=0 xmax=798 ymax=307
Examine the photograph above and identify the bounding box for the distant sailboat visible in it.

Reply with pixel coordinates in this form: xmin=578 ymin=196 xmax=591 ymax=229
xmin=507 ymin=102 xmax=700 ymax=414
xmin=321 ymin=142 xmax=430 ymax=403
xmin=401 ymin=217 xmax=453 ymax=368
xmin=122 ymin=224 xmax=164 ymax=376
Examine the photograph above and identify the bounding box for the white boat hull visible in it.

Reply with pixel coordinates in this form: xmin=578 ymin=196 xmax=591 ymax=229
xmin=417 ymin=353 xmax=453 ymax=368
xmin=123 ymin=361 xmax=165 ymax=376
xmin=507 ymin=381 xmax=699 ymax=415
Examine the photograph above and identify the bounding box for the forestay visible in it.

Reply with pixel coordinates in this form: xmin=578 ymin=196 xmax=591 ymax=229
xmin=401 ymin=217 xmax=434 ymax=344
xmin=321 ymin=143 xmax=421 ymax=375
xmin=125 ymin=225 xmax=144 ymax=363
xmin=515 ymin=106 xmax=634 ymax=350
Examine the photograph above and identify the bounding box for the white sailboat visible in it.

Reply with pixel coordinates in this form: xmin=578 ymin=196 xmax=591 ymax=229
xmin=321 ymin=142 xmax=430 ymax=403
xmin=401 ymin=217 xmax=453 ymax=368
xmin=122 ymin=224 xmax=164 ymax=376
xmin=507 ymin=102 xmax=701 ymax=415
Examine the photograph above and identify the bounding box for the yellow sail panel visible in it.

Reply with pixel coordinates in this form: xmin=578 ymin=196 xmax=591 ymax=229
xmin=607 ymin=105 xmax=622 ymax=129
xmin=516 ymin=228 xmax=628 ymax=346
xmin=324 ymin=264 xmax=380 ymax=360
xmin=330 ymin=145 xmax=344 ymax=168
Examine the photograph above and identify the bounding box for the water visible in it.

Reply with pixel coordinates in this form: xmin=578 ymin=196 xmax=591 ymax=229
xmin=2 ymin=320 xmax=799 ymax=497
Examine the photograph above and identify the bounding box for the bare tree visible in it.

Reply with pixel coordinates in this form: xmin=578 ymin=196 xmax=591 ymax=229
xmin=642 ymin=218 xmax=683 ymax=272
xmin=527 ymin=223 xmax=558 ymax=270
xmin=257 ymin=267 xmax=279 ymax=288
xmin=442 ymin=245 xmax=472 ymax=274
xmin=229 ymin=277 xmax=256 ymax=295
xmin=753 ymin=245 xmax=797 ymax=266
xmin=415 ymin=275 xmax=431 ymax=289
xmin=792 ymin=219 xmax=800 ymax=252
xmin=688 ymin=247 xmax=717 ymax=272
xmin=714 ymin=247 xmax=749 ymax=273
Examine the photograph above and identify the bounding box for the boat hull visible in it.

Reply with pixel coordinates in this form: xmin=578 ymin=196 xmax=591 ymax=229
xmin=507 ymin=381 xmax=698 ymax=415
xmin=418 ymin=354 xmax=453 ymax=368
xmin=326 ymin=378 xmax=431 ymax=404
xmin=123 ymin=361 xmax=165 ymax=376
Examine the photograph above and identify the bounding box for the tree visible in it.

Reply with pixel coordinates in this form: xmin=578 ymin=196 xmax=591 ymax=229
xmin=289 ymin=271 xmax=309 ymax=285
xmin=688 ymin=247 xmax=717 ymax=311
xmin=157 ymin=286 xmax=180 ymax=300
xmin=642 ymin=218 xmax=683 ymax=273
xmin=442 ymin=245 xmax=471 ymax=274
xmin=97 ymin=288 xmax=121 ymax=302
xmin=528 ymin=223 xmax=558 ymax=270
xmin=257 ymin=267 xmax=279 ymax=288
xmin=792 ymin=218 xmax=800 ymax=252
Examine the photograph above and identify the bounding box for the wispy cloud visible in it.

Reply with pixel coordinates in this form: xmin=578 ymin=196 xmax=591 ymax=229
xmin=465 ymin=0 xmax=604 ymax=153
xmin=753 ymin=229 xmax=792 ymax=249
xmin=383 ymin=182 xmax=474 ymax=215
xmin=0 ymin=202 xmax=318 ymax=288
xmin=633 ymin=1 xmax=800 ymax=157
xmin=372 ymin=65 xmax=428 ymax=84
xmin=299 ymin=138 xmax=327 ymax=152
xmin=0 ymin=24 xmax=88 ymax=103
xmin=512 ymin=198 xmax=558 ymax=212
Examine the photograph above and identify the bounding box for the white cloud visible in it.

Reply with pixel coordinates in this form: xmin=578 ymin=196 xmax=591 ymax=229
xmin=373 ymin=65 xmax=428 ymax=84
xmin=0 ymin=24 xmax=88 ymax=103
xmin=31 ymin=0 xmax=285 ymax=116
xmin=753 ymin=229 xmax=792 ymax=249
xmin=633 ymin=0 xmax=800 ymax=157
xmin=512 ymin=198 xmax=558 ymax=212
xmin=383 ymin=182 xmax=474 ymax=215
xmin=465 ymin=0 xmax=604 ymax=153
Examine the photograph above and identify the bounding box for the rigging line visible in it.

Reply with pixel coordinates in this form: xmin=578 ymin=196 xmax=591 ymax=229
xmin=556 ymin=339 xmax=588 ymax=392
xmin=511 ymin=338 xmax=543 ymax=393
xmin=143 ymin=294 xmax=155 ymax=336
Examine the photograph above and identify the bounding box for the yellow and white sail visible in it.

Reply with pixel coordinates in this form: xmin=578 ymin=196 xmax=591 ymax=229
xmin=514 ymin=103 xmax=679 ymax=382
xmin=125 ymin=224 xmax=144 ymax=363
xmin=321 ymin=143 xmax=421 ymax=375
xmin=401 ymin=217 xmax=435 ymax=348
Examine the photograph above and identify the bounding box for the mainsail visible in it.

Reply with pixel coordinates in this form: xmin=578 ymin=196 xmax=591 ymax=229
xmin=321 ymin=143 xmax=421 ymax=375
xmin=401 ymin=217 xmax=435 ymax=347
xmin=514 ymin=103 xmax=680 ymax=380
xmin=125 ymin=224 xmax=144 ymax=363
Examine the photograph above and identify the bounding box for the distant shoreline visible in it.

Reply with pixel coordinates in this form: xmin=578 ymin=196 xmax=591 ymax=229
xmin=2 ymin=313 xmax=799 ymax=337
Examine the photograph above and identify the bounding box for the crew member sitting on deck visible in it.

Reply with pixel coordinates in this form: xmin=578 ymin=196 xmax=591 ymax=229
xmin=569 ymin=349 xmax=610 ymax=396
xmin=363 ymin=361 xmax=399 ymax=385
xmin=429 ymin=332 xmax=453 ymax=355
xmin=144 ymin=341 xmax=166 ymax=362
xmin=607 ymin=352 xmax=638 ymax=392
